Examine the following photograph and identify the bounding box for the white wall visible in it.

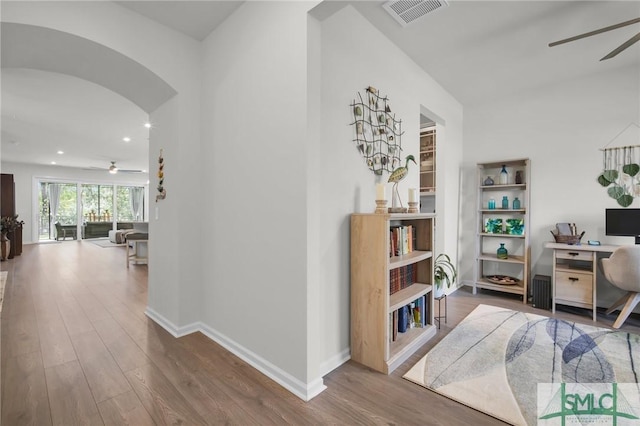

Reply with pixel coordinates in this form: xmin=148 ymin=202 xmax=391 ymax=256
xmin=0 ymin=161 xmax=148 ymax=243
xmin=318 ymin=6 xmax=463 ymax=373
xmin=461 ymin=63 xmax=640 ymax=307
xmin=201 ymin=1 xmax=319 ymax=399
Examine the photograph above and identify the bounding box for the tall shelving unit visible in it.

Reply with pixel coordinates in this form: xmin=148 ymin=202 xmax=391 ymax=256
xmin=419 ymin=127 xmax=436 ymax=194
xmin=351 ymin=213 xmax=437 ymax=374
xmin=472 ymin=159 xmax=530 ymax=303
xmin=419 ymin=126 xmax=436 ymax=214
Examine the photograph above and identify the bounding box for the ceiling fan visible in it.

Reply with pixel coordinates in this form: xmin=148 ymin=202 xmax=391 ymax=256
xmin=549 ymin=17 xmax=640 ymax=61
xmin=88 ymin=161 xmax=145 ymax=174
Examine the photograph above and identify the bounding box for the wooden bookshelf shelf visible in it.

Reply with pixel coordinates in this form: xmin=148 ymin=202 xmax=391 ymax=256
xmin=477 ymin=253 xmax=525 ymax=264
xmin=388 ymin=325 xmax=437 ymax=372
xmin=390 ymin=251 xmax=433 ymax=270
xmin=475 ymin=277 xmax=525 ymax=294
xmin=479 ymin=233 xmax=526 ymax=238
xmin=351 ymin=213 xmax=436 ymax=374
xmin=389 ymin=283 xmax=432 ymax=313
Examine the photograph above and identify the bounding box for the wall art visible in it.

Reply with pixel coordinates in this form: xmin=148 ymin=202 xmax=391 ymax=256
xmin=156 ymin=148 xmax=166 ymax=202
xmin=350 ymin=86 xmax=404 ymax=175
xmin=598 ymin=125 xmax=640 ymax=207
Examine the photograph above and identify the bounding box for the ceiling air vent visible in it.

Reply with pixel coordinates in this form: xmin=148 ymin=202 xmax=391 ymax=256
xmin=383 ymin=0 xmax=449 ymax=27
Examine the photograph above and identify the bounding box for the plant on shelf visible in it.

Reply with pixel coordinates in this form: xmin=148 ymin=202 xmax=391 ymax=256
xmin=434 ymin=253 xmax=457 ymax=297
xmin=1 ymin=214 xmax=24 ymax=235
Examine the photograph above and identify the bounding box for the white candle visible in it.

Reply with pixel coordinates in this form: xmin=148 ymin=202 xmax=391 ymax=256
xmin=408 ymin=188 xmax=417 ymax=202
xmin=376 ymin=183 xmax=386 ymax=200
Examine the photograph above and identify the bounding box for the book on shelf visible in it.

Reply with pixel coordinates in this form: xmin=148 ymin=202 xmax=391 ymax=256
xmin=389 ymin=264 xmax=417 ymax=295
xmin=391 ymin=296 xmax=431 ymax=342
xmin=398 ymin=305 xmax=408 ymax=333
xmin=390 ymin=225 xmax=414 ymax=257
xmin=392 ymin=310 xmax=398 ymax=341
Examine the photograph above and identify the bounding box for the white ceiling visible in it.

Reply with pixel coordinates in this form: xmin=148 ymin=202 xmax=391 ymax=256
xmin=1 ymin=1 xmax=639 ymax=173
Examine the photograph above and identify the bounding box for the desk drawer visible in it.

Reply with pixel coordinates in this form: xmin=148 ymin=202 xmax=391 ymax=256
xmin=555 ymin=250 xmax=593 ymax=262
xmin=555 ymin=270 xmax=593 ymax=304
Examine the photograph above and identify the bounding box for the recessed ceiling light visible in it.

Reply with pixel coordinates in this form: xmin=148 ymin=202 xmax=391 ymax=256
xmin=123 ymin=137 xmax=131 ymax=142
xmin=57 ymin=150 xmax=64 ymax=155
xmin=51 ymin=161 xmax=56 ymax=165
xmin=144 ymin=122 xmax=151 ymax=129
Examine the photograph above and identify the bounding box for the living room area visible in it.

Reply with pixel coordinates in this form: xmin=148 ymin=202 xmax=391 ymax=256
xmin=1 ymin=0 xmax=640 ymax=423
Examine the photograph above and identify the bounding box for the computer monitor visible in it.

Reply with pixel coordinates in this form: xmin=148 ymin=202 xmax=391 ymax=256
xmin=606 ymin=208 xmax=640 ymax=244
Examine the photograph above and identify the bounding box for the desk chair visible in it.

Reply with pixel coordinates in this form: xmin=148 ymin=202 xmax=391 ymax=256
xmin=600 ymin=246 xmax=640 ymax=329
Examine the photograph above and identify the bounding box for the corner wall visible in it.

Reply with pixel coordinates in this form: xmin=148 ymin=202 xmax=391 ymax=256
xmin=200 ymin=1 xmax=319 ymax=399
xmin=318 ymin=5 xmax=463 ymax=374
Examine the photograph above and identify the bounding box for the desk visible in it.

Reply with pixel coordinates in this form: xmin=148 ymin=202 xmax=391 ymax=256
xmin=545 ymin=242 xmax=617 ymax=321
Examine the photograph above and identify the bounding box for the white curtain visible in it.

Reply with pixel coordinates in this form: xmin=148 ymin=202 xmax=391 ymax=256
xmin=48 ymin=183 xmax=62 ymax=238
xmin=129 ymin=187 xmax=144 ymax=221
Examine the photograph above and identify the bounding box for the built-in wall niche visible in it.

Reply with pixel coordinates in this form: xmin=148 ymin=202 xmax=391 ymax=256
xmin=420 ymin=113 xmax=436 ymax=213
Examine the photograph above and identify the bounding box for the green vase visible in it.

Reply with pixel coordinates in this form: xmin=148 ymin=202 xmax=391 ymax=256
xmin=497 ymin=243 xmax=508 ymax=259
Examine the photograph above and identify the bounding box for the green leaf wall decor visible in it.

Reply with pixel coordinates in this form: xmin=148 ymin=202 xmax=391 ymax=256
xmin=623 ymin=163 xmax=640 ymax=177
xmin=618 ymin=194 xmax=634 ymax=207
xmin=607 ymin=185 xmax=625 ymax=199
xmin=597 ymin=174 xmax=611 ymax=187
xmin=599 ymin=145 xmax=639 ymax=208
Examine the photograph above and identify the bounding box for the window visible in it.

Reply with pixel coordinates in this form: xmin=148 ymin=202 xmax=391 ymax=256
xmin=82 ymin=184 xmax=113 ymax=222
xmin=38 ymin=180 xmax=146 ymax=240
xmin=117 ymin=186 xmax=145 ymax=221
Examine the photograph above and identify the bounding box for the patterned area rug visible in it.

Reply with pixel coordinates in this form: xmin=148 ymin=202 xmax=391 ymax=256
xmin=404 ymin=304 xmax=640 ymax=425
xmin=0 ymin=271 xmax=6 ymax=313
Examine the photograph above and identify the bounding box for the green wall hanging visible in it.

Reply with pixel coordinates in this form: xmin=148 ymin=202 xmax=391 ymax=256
xmin=597 ymin=123 xmax=640 ymax=207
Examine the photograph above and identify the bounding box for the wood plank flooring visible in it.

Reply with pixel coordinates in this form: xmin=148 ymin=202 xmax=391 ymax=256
xmin=3 ymin=241 xmax=640 ymax=425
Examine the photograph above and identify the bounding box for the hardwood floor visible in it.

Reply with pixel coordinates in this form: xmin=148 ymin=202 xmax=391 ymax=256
xmin=3 ymin=242 xmax=640 ymax=425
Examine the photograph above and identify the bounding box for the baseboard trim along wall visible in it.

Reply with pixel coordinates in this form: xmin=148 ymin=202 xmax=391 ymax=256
xmin=144 ymin=308 xmax=327 ymax=401
xmin=320 ymin=348 xmax=350 ymax=377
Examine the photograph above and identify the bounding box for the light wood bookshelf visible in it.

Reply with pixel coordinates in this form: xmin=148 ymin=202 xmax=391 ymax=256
xmin=350 ymin=213 xmax=437 ymax=374
xmin=472 ymin=159 xmax=531 ymax=303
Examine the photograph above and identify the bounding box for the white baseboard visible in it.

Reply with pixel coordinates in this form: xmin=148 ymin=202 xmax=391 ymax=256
xmin=319 ymin=348 xmax=351 ymax=377
xmin=144 ymin=307 xmax=199 ymax=337
xmin=144 ymin=309 xmax=326 ymax=401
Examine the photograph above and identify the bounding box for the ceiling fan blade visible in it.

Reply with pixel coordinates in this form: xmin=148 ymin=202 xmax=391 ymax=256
xmin=549 ymin=17 xmax=640 ymax=47
xmin=600 ymin=32 xmax=640 ymax=60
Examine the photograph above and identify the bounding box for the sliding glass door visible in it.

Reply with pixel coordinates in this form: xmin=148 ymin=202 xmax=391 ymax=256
xmin=38 ymin=180 xmax=146 ymax=241
xmin=38 ymin=182 xmax=78 ymax=240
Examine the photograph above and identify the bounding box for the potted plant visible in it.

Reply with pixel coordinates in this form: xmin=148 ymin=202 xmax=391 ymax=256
xmin=433 ymin=253 xmax=457 ymax=298
xmin=0 ymin=215 xmax=24 ymax=260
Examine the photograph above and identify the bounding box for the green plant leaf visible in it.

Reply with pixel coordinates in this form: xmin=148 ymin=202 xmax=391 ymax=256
xmin=603 ymin=170 xmax=619 ymax=182
xmin=617 ymin=194 xmax=634 ymax=207
xmin=608 ymin=185 xmax=624 ymax=199
xmin=597 ymin=174 xmax=612 ymax=187
xmin=623 ymin=163 xmax=640 ymax=177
